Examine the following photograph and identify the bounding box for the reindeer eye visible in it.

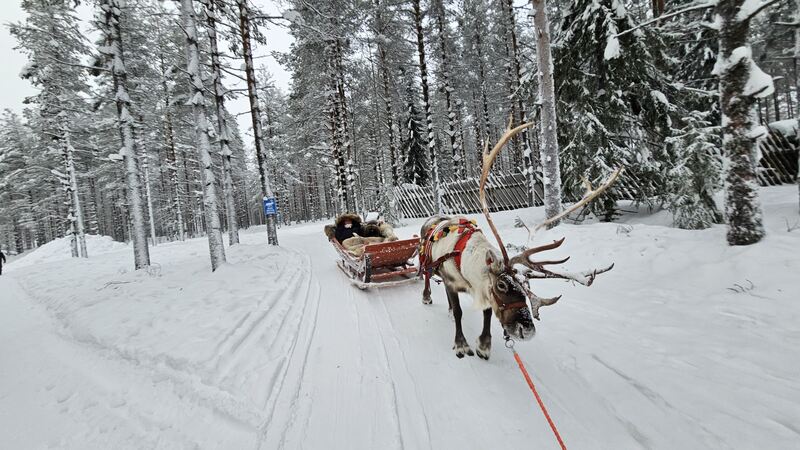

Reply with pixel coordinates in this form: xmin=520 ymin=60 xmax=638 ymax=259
xmin=496 ymin=280 xmax=508 ymax=293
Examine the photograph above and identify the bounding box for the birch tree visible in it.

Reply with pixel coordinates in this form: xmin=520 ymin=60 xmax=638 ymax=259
xmin=180 ymin=0 xmax=227 ymax=270
xmin=531 ymin=0 xmax=562 ymax=224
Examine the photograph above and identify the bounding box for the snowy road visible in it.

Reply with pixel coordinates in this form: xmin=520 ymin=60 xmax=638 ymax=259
xmin=2 ymin=186 xmax=799 ymax=449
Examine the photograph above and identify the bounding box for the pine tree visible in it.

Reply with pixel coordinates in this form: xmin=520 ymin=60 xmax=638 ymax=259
xmin=433 ymin=0 xmax=463 ymax=178
xmin=237 ymin=0 xmax=279 ymax=244
xmin=664 ymin=111 xmax=724 ymax=229
xmin=555 ymin=0 xmax=669 ymax=220
xmin=714 ymin=0 xmax=776 ymax=245
xmin=10 ymin=0 xmax=91 ymax=257
xmin=531 ymin=0 xmax=562 ymax=225
xmin=203 ymin=0 xmax=240 ymax=246
xmin=402 ymin=84 xmax=430 ymax=186
xmin=95 ymin=0 xmax=151 ymax=268
xmin=180 ymin=0 xmax=227 ymax=270
xmin=411 ymin=0 xmax=443 ymax=213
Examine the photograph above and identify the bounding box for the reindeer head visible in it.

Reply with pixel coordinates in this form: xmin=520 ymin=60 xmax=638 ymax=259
xmin=479 ymin=124 xmax=621 ymax=338
xmin=484 ymin=253 xmax=536 ymax=340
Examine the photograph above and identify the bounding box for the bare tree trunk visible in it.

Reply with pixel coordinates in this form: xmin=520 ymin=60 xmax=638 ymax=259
xmin=375 ymin=0 xmax=399 ymax=186
xmin=334 ymin=39 xmax=357 ymax=212
xmin=434 ymin=0 xmax=462 ymax=178
xmin=652 ymin=0 xmax=665 ymax=17
xmin=473 ymin=26 xmax=493 ymax=158
xmin=531 ymin=0 xmax=562 ymax=224
xmin=160 ymin=68 xmax=185 ymax=241
xmin=205 ymin=0 xmax=240 ymax=245
xmin=501 ymin=0 xmax=535 ymax=181
xmin=101 ymin=0 xmax=149 ymax=269
xmin=716 ymin=0 xmax=773 ymax=245
xmin=181 ymin=0 xmax=226 ymax=270
xmin=326 ymin=38 xmax=350 ymax=213
xmin=63 ymin=131 xmax=88 ymax=257
xmin=141 ymin=146 xmax=157 ymax=246
xmin=237 ymin=0 xmax=278 ymax=245
xmin=412 ymin=0 xmax=443 ymax=213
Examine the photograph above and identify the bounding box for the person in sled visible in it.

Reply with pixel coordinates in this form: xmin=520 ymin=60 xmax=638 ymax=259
xmin=324 ymin=213 xmax=398 ymax=256
xmin=333 ymin=213 xmax=364 ymax=243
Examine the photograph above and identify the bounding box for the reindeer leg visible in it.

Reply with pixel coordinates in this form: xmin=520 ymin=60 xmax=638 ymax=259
xmin=476 ymin=308 xmax=492 ymax=360
xmin=422 ymin=274 xmax=433 ymax=305
xmin=447 ymin=288 xmax=473 ymax=358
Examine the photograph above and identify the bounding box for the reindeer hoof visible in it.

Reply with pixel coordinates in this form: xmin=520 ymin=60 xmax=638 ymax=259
xmin=453 ymin=342 xmax=474 ymax=358
xmin=476 ymin=339 xmax=491 ymax=360
xmin=422 ymin=296 xmax=433 ymax=305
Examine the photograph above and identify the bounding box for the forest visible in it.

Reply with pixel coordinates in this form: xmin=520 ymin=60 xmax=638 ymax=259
xmin=0 ymin=0 xmax=797 ymax=271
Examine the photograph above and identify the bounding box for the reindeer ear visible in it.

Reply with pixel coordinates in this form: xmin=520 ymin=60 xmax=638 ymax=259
xmin=485 ymin=254 xmax=494 ymax=266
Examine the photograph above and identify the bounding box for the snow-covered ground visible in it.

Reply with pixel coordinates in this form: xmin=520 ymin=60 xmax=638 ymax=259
xmin=1 ymin=185 xmax=798 ymax=450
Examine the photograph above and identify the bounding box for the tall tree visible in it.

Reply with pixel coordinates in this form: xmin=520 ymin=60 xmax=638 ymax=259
xmin=714 ymin=0 xmax=776 ymax=245
xmin=11 ymin=0 xmax=90 ymax=258
xmin=96 ymin=0 xmax=150 ymax=269
xmin=531 ymin=0 xmax=562 ymax=224
xmin=373 ymin=0 xmax=400 ymax=186
xmin=433 ymin=0 xmax=463 ymax=178
xmin=411 ymin=0 xmax=443 ymax=213
xmin=203 ymin=0 xmax=240 ymax=246
xmin=180 ymin=0 xmax=227 ymax=270
xmin=237 ymin=0 xmax=278 ymax=245
xmin=402 ymin=82 xmax=430 ymax=186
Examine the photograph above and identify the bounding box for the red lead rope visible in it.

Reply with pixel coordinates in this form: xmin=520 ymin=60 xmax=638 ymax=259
xmin=511 ymin=348 xmax=568 ymax=450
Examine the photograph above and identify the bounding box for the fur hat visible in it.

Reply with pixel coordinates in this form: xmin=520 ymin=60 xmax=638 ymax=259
xmin=335 ymin=213 xmax=362 ymax=227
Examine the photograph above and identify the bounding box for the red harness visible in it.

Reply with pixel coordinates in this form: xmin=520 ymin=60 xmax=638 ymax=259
xmin=419 ymin=218 xmax=480 ymax=276
xmin=419 ymin=219 xmax=529 ymax=312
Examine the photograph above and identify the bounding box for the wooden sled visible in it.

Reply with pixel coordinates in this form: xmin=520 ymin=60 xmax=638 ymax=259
xmin=330 ymin=237 xmax=420 ymax=290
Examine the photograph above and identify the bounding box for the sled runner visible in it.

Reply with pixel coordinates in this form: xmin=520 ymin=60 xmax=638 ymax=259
xmin=329 ymin=237 xmax=420 ymax=289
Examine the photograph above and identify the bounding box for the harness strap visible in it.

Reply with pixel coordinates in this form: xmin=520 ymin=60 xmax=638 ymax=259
xmin=452 ymin=228 xmax=477 ymax=271
xmin=419 ymin=219 xmax=480 ymax=278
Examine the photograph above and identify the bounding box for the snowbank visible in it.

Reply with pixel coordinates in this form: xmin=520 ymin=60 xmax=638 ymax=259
xmin=8 ymin=235 xmax=128 ymax=270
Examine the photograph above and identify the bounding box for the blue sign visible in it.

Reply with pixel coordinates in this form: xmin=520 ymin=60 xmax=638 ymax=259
xmin=263 ymin=197 xmax=278 ymax=215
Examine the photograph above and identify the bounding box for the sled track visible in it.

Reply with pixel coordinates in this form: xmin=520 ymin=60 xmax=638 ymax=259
xmin=370 ymin=289 xmax=433 ymax=450
xmin=255 ymin=252 xmax=321 ymax=449
xmin=214 ymin=258 xmax=306 ymax=383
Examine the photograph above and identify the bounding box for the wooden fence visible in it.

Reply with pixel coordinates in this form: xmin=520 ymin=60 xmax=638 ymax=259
xmin=395 ymin=122 xmax=799 ymax=219
xmin=758 ymin=122 xmax=798 ymax=186
xmin=393 ymin=173 xmax=541 ymax=219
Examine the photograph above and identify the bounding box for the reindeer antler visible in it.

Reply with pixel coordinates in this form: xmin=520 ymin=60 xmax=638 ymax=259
xmin=510 ymin=235 xmax=614 ymax=286
xmin=479 ymin=122 xmax=535 ymax=266
xmin=534 ymin=167 xmax=624 ymax=231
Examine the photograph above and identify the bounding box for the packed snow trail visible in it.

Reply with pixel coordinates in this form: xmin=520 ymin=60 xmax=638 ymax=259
xmin=2 ymin=186 xmax=799 ymax=449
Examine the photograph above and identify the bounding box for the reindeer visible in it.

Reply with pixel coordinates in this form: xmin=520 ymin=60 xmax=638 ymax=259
xmin=418 ymin=124 xmax=621 ymax=359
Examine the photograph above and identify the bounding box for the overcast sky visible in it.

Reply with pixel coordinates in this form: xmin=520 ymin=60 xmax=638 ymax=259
xmin=0 ymin=1 xmax=293 ymax=136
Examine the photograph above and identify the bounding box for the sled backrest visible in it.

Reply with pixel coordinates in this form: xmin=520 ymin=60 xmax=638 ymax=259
xmin=365 ymin=238 xmax=418 ymax=268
